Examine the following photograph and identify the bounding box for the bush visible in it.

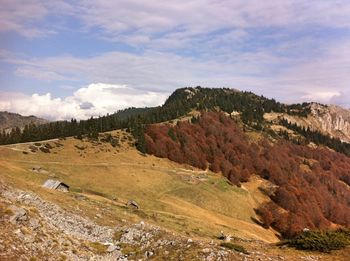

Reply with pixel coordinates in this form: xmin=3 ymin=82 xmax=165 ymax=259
xmin=110 ymin=138 xmax=119 ymax=147
xmin=74 ymin=145 xmax=85 ymax=150
xmin=39 ymin=147 xmax=50 ymax=153
xmin=220 ymin=242 xmax=249 ymax=254
xmin=288 ymin=230 xmax=350 ymax=252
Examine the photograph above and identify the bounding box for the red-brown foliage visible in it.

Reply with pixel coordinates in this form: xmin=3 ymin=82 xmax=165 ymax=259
xmin=145 ymin=112 xmax=350 ymax=238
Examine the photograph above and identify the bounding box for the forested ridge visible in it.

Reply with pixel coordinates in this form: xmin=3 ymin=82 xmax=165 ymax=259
xmin=0 ymin=87 xmax=310 ymax=144
xmin=145 ymin=112 xmax=350 ymax=238
xmin=0 ymin=86 xmax=349 ymax=157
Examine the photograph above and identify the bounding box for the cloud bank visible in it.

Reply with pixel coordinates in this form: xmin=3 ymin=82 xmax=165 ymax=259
xmin=0 ymin=83 xmax=168 ymax=120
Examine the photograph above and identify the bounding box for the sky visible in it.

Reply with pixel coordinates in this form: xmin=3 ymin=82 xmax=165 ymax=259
xmin=0 ymin=0 xmax=350 ymax=120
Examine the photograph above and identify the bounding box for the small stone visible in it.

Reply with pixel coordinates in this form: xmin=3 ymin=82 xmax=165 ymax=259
xmin=107 ymin=245 xmax=120 ymax=252
xmin=139 ymin=221 xmax=145 ymax=229
xmin=187 ymin=238 xmax=193 ymax=243
xmin=14 ymin=229 xmax=22 ymax=235
xmin=202 ymin=248 xmax=211 ymax=253
xmin=145 ymin=251 xmax=154 ymax=258
xmin=29 ymin=218 xmax=40 ymax=230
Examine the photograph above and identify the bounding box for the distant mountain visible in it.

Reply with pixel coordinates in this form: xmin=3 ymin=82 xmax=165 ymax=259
xmin=0 ymin=111 xmax=48 ymax=132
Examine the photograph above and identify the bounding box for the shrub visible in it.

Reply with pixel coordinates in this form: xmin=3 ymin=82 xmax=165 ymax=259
xmin=44 ymin=143 xmax=53 ymax=149
xmin=74 ymin=145 xmax=85 ymax=150
xmin=288 ymin=230 xmax=350 ymax=252
xmin=110 ymin=138 xmax=119 ymax=147
xmin=39 ymin=147 xmax=50 ymax=153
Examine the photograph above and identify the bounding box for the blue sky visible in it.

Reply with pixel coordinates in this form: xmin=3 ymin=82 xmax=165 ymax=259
xmin=0 ymin=0 xmax=350 ymax=120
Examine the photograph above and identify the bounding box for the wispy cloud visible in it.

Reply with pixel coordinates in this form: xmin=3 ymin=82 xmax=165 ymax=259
xmin=0 ymin=0 xmax=350 ymax=119
xmin=2 ymin=49 xmax=285 ymax=92
xmin=76 ymin=0 xmax=350 ymax=48
xmin=0 ymin=0 xmax=64 ymax=37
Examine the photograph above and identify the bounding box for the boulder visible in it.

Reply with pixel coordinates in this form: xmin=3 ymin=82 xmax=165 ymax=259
xmin=9 ymin=205 xmax=28 ymax=224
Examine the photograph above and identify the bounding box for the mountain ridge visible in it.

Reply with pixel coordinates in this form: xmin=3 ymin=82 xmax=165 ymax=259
xmin=0 ymin=111 xmax=48 ymax=132
xmin=1 ymin=87 xmax=350 ymax=155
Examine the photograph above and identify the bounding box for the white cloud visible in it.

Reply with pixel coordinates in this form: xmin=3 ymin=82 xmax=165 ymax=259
xmin=0 ymin=83 xmax=168 ymax=120
xmin=301 ymin=92 xmax=342 ymax=103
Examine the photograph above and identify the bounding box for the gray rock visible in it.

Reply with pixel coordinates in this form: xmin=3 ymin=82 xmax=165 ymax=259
xmin=145 ymin=250 xmax=154 ymax=258
xmin=9 ymin=205 xmax=28 ymax=224
xmin=29 ymin=218 xmax=40 ymax=230
xmin=107 ymin=245 xmax=120 ymax=252
xmin=126 ymin=200 xmax=139 ymax=209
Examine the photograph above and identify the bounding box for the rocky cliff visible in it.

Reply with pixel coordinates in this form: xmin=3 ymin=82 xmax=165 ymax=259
xmin=265 ymin=103 xmax=350 ymax=143
xmin=309 ymin=103 xmax=350 ymax=143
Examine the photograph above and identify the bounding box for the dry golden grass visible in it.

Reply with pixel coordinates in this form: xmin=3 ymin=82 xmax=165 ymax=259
xmin=0 ymin=131 xmax=279 ymax=243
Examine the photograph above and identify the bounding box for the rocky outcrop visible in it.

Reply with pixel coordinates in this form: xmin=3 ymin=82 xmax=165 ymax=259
xmin=309 ymin=103 xmax=350 ymax=143
xmin=265 ymin=103 xmax=350 ymax=143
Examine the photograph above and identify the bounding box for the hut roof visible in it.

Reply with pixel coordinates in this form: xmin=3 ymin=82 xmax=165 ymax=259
xmin=42 ymin=179 xmax=69 ymax=190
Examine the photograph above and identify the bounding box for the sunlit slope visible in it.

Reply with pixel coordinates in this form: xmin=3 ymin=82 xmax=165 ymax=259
xmin=0 ymin=130 xmax=278 ymax=243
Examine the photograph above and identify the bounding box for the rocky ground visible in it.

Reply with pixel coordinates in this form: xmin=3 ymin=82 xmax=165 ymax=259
xmin=0 ymin=181 xmax=341 ymax=260
xmin=0 ymin=181 xmax=232 ymax=260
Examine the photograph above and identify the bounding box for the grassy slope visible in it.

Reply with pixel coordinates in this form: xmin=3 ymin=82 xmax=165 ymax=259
xmin=0 ymin=130 xmax=278 ymax=243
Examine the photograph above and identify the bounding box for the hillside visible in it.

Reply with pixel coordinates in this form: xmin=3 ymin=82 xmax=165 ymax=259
xmin=145 ymin=112 xmax=350 ymax=237
xmin=1 ymin=131 xmax=349 ymax=260
xmin=0 ymin=111 xmax=48 ymax=132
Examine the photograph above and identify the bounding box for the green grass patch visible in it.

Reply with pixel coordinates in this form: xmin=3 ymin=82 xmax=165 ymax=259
xmin=220 ymin=242 xmax=249 ymax=254
xmin=288 ymin=229 xmax=350 ymax=252
xmin=113 ymin=230 xmax=124 ymax=241
xmin=89 ymin=242 xmax=108 ymax=255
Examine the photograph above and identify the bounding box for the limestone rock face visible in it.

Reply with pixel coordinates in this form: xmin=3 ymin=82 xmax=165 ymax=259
xmin=264 ymin=103 xmax=350 ymax=143
xmin=310 ymin=103 xmax=350 ymax=143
